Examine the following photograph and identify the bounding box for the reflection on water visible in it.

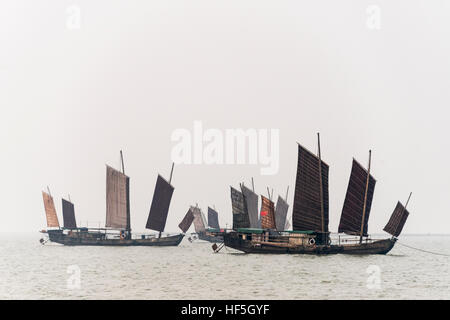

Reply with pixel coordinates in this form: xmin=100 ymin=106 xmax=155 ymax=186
xmin=0 ymin=234 xmax=449 ymax=299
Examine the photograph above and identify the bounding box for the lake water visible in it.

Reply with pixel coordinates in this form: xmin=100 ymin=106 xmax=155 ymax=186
xmin=0 ymin=233 xmax=449 ymax=299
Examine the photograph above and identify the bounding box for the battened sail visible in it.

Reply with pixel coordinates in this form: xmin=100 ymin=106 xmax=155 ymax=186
xmin=42 ymin=192 xmax=60 ymax=228
xmin=260 ymin=195 xmax=276 ymax=229
xmin=192 ymin=206 xmax=206 ymax=233
xmin=338 ymin=159 xmax=376 ymax=236
xmin=178 ymin=208 xmax=194 ymax=233
xmin=146 ymin=175 xmax=174 ymax=232
xmin=275 ymin=196 xmax=289 ymax=231
xmin=292 ymin=144 xmax=329 ymax=232
xmin=106 ymin=165 xmax=130 ymax=230
xmin=207 ymin=207 xmax=220 ymax=229
xmin=383 ymin=201 xmax=410 ymax=237
xmin=62 ymin=198 xmax=77 ymax=229
xmin=230 ymin=186 xmax=250 ymax=229
xmin=241 ymin=185 xmax=260 ymax=228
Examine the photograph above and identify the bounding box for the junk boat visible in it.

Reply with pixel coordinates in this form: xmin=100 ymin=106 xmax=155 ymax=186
xmin=221 ymin=134 xmax=411 ymax=255
xmin=178 ymin=205 xmax=224 ymax=243
xmin=40 ymin=152 xmax=184 ymax=246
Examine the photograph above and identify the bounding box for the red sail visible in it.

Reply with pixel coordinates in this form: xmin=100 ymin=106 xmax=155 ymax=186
xmin=292 ymin=144 xmax=329 ymax=232
xmin=338 ymin=159 xmax=376 ymax=236
xmin=260 ymin=195 xmax=276 ymax=229
xmin=42 ymin=192 xmax=60 ymax=228
xmin=383 ymin=201 xmax=410 ymax=237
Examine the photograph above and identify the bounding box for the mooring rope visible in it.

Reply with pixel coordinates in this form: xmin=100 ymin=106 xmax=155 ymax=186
xmin=396 ymin=241 xmax=450 ymax=257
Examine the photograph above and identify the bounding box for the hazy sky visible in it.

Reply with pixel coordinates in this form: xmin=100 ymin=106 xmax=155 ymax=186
xmin=1 ymin=1 xmax=449 ymax=234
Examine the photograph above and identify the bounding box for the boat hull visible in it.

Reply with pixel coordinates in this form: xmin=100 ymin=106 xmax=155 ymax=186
xmin=47 ymin=231 xmax=184 ymax=247
xmin=223 ymin=232 xmax=396 ymax=255
xmin=197 ymin=232 xmax=223 ymax=243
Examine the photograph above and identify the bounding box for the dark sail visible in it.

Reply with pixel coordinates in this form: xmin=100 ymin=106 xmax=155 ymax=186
xmin=230 ymin=186 xmax=250 ymax=229
xmin=146 ymin=175 xmax=174 ymax=232
xmin=241 ymin=185 xmax=260 ymax=228
xmin=207 ymin=207 xmax=220 ymax=229
xmin=105 ymin=166 xmax=130 ymax=230
xmin=338 ymin=159 xmax=376 ymax=236
xmin=192 ymin=206 xmax=206 ymax=233
xmin=62 ymin=198 xmax=77 ymax=229
xmin=383 ymin=201 xmax=410 ymax=237
xmin=42 ymin=192 xmax=60 ymax=228
xmin=178 ymin=208 xmax=194 ymax=233
xmin=275 ymin=196 xmax=289 ymax=231
xmin=260 ymin=195 xmax=276 ymax=229
xmin=292 ymin=144 xmax=329 ymax=232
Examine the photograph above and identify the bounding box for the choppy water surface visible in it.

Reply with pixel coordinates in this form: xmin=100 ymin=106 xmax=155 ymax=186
xmin=0 ymin=233 xmax=449 ymax=299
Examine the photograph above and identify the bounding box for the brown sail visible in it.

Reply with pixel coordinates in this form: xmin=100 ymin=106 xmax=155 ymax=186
xmin=192 ymin=206 xmax=206 ymax=233
xmin=230 ymin=186 xmax=250 ymax=229
xmin=241 ymin=185 xmax=260 ymax=228
xmin=105 ymin=165 xmax=130 ymax=230
xmin=62 ymin=198 xmax=77 ymax=229
xmin=260 ymin=195 xmax=276 ymax=229
xmin=275 ymin=196 xmax=289 ymax=231
xmin=42 ymin=191 xmax=60 ymax=228
xmin=338 ymin=159 xmax=376 ymax=236
xmin=383 ymin=201 xmax=410 ymax=237
xmin=178 ymin=208 xmax=195 ymax=233
xmin=292 ymin=144 xmax=329 ymax=232
xmin=146 ymin=175 xmax=174 ymax=232
xmin=207 ymin=207 xmax=220 ymax=229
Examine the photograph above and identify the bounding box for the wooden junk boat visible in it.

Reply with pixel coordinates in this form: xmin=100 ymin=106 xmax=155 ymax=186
xmin=40 ymin=152 xmax=184 ymax=246
xmin=221 ymin=134 xmax=411 ymax=255
xmin=178 ymin=205 xmax=224 ymax=243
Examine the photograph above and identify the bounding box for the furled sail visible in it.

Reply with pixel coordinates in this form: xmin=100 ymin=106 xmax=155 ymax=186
xmin=192 ymin=206 xmax=206 ymax=233
xmin=241 ymin=185 xmax=260 ymax=228
xmin=230 ymin=186 xmax=250 ymax=229
xmin=105 ymin=165 xmax=130 ymax=230
xmin=338 ymin=159 xmax=376 ymax=236
xmin=275 ymin=196 xmax=289 ymax=231
xmin=178 ymin=208 xmax=195 ymax=233
xmin=146 ymin=175 xmax=174 ymax=232
xmin=383 ymin=201 xmax=410 ymax=237
xmin=207 ymin=207 xmax=220 ymax=229
xmin=42 ymin=191 xmax=60 ymax=228
xmin=260 ymin=195 xmax=276 ymax=229
xmin=62 ymin=198 xmax=77 ymax=229
xmin=292 ymin=144 xmax=329 ymax=232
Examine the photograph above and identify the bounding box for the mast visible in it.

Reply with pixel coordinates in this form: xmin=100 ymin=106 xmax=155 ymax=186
xmin=317 ymin=133 xmax=325 ymax=233
xmin=120 ymin=150 xmax=125 ymax=175
xmin=359 ymin=150 xmax=372 ymax=243
xmin=159 ymin=162 xmax=174 ymax=238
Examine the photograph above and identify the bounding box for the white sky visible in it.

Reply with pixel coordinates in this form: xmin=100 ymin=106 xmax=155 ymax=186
xmin=1 ymin=1 xmax=449 ymax=234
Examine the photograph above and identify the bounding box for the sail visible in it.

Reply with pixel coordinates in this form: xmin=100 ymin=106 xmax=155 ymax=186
xmin=230 ymin=186 xmax=250 ymax=229
xmin=241 ymin=185 xmax=260 ymax=228
xmin=146 ymin=175 xmax=174 ymax=232
xmin=292 ymin=144 xmax=329 ymax=232
xmin=105 ymin=166 xmax=130 ymax=229
xmin=42 ymin=192 xmax=60 ymax=228
xmin=275 ymin=196 xmax=289 ymax=231
xmin=383 ymin=201 xmax=410 ymax=237
xmin=207 ymin=207 xmax=220 ymax=229
xmin=178 ymin=208 xmax=194 ymax=233
xmin=260 ymin=195 xmax=276 ymax=229
xmin=62 ymin=198 xmax=77 ymax=229
xmin=285 ymin=219 xmax=291 ymax=230
xmin=192 ymin=206 xmax=206 ymax=233
xmin=338 ymin=159 xmax=376 ymax=236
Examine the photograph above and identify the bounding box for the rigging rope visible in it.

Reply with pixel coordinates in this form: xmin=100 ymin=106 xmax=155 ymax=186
xmin=396 ymin=241 xmax=450 ymax=257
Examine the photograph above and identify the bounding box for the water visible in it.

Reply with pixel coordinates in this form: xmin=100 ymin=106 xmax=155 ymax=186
xmin=0 ymin=233 xmax=449 ymax=299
